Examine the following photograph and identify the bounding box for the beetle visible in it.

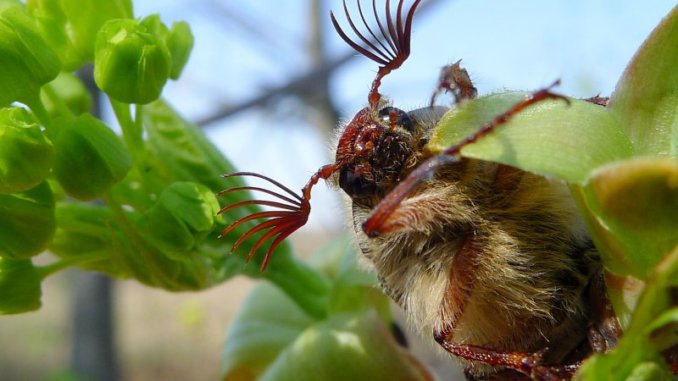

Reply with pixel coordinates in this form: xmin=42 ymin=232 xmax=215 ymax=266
xmin=216 ymin=1 xmax=671 ymax=379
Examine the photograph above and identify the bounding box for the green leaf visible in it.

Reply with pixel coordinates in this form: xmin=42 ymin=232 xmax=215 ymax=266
xmin=0 ymin=106 xmax=54 ymax=194
xmin=579 ymin=157 xmax=678 ymax=279
xmin=608 ymin=5 xmax=678 ymax=156
xmin=259 ymin=311 xmax=432 ymax=381
xmin=0 ymin=181 xmax=55 ymax=259
xmin=53 ymin=113 xmax=131 ymax=200
xmin=427 ymin=93 xmax=633 ymax=183
xmin=625 ymin=362 xmax=674 ymax=381
xmin=141 ymin=100 xmax=238 ymax=192
xmin=645 ymin=307 xmax=678 ymax=335
xmin=223 ymin=260 xmax=431 ymax=381
xmin=603 ymin=272 xmax=644 ymax=331
xmin=222 ymin=282 xmax=315 ymax=381
xmin=575 ymin=336 xmax=665 ymax=381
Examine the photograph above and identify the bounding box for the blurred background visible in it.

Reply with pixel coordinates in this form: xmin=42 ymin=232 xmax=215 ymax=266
xmin=1 ymin=0 xmax=675 ymax=380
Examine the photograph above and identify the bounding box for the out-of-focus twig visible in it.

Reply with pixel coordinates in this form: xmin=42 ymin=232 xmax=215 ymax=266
xmin=196 ymin=0 xmax=445 ymax=127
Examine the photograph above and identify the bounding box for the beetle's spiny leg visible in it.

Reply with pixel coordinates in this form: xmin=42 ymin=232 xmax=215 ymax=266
xmin=363 ymin=81 xmax=569 ymax=237
xmin=429 ymin=60 xmax=478 ymax=107
xmin=442 ymin=79 xmax=568 ymax=157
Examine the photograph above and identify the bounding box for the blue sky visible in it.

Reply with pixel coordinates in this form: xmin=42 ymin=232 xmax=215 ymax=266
xmin=133 ymin=1 xmax=676 ymax=231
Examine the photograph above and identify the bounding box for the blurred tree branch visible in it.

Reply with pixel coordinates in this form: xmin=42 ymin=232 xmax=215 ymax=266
xmin=195 ymin=0 xmax=444 ymax=129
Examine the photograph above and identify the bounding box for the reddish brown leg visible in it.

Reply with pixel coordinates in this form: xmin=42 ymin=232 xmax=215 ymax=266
xmin=430 ymin=60 xmax=478 ymax=107
xmin=664 ymin=345 xmax=678 ymax=374
xmin=434 ymin=327 xmax=579 ymax=381
xmin=363 ymin=81 xmax=569 ymax=237
xmin=587 ymin=271 xmax=621 ymax=352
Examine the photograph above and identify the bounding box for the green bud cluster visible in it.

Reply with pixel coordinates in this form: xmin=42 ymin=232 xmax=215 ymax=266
xmin=0 ymin=1 xmax=323 ymax=314
xmin=93 ymin=14 xmax=194 ymax=104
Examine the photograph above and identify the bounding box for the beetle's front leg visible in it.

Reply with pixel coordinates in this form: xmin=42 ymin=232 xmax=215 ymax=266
xmin=430 ymin=60 xmax=478 ymax=107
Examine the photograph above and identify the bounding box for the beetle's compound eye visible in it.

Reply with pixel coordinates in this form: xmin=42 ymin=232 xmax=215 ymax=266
xmin=338 ymin=167 xmax=377 ymax=198
xmin=378 ymin=107 xmax=414 ymax=131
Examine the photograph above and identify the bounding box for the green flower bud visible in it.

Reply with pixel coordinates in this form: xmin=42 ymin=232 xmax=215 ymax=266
xmin=0 ymin=258 xmax=42 ymax=314
xmin=0 ymin=107 xmax=54 ymax=194
xmin=141 ymin=181 xmax=220 ymax=256
xmin=138 ymin=15 xmax=193 ymax=80
xmin=166 ymin=21 xmax=193 ymax=79
xmin=58 ymin=0 xmax=133 ymax=62
xmin=94 ymin=18 xmax=171 ymax=104
xmin=0 ymin=181 xmax=56 ymax=259
xmin=40 ymin=72 xmax=92 ymax=118
xmin=138 ymin=13 xmax=168 ymax=39
xmin=0 ymin=4 xmax=60 ymax=106
xmin=53 ymin=114 xmax=131 ymax=200
xmin=26 ymin=0 xmax=82 ymax=70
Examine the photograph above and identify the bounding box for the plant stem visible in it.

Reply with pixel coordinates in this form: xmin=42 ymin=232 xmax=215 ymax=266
xmin=39 ymin=253 xmax=107 ymax=278
xmin=109 ymin=99 xmax=152 ymax=192
xmin=42 ymin=84 xmax=75 ymax=119
xmin=25 ymin=94 xmax=54 ymax=134
xmin=264 ymin=256 xmax=331 ymax=319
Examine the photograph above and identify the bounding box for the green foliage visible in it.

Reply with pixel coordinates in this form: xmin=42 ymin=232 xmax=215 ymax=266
xmin=429 ymin=94 xmax=633 ymax=183
xmin=0 ymin=1 xmax=329 ymax=318
xmin=222 ymin=239 xmax=432 ymax=381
